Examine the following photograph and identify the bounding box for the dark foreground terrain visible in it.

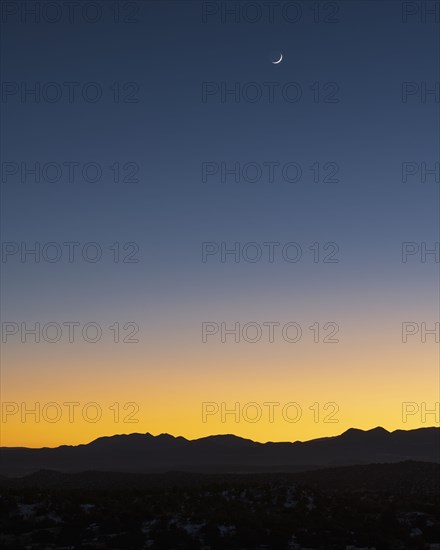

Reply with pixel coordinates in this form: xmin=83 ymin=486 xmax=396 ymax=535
xmin=0 ymin=461 xmax=439 ymax=549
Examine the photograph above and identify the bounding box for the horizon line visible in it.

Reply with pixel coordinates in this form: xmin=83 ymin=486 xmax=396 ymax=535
xmin=2 ymin=424 xmax=439 ymax=450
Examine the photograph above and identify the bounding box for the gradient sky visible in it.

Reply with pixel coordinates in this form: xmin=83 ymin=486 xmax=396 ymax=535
xmin=1 ymin=0 xmax=439 ymax=447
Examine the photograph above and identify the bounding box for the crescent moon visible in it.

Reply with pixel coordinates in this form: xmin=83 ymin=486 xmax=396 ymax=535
xmin=272 ymin=53 xmax=283 ymax=64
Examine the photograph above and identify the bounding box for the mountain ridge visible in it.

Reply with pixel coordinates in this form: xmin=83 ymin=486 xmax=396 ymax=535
xmin=4 ymin=425 xmax=436 ymax=451
xmin=1 ymin=426 xmax=438 ymax=477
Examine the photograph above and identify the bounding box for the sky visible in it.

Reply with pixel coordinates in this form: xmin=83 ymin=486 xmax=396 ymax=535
xmin=1 ymin=0 xmax=439 ymax=447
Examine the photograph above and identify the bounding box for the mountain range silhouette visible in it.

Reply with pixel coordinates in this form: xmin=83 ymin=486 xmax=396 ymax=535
xmin=2 ymin=426 xmax=438 ymax=476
